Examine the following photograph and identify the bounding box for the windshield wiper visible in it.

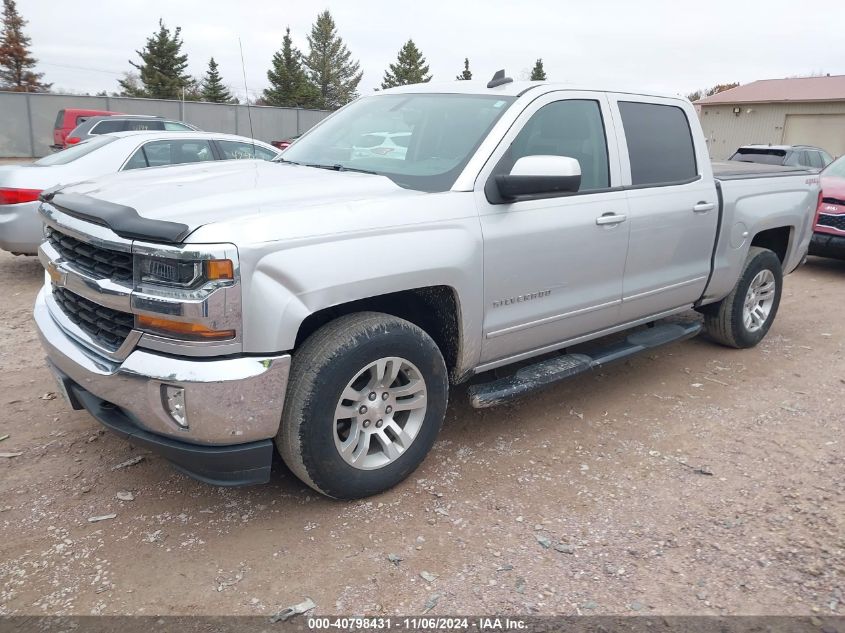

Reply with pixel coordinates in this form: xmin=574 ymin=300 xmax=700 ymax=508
xmin=304 ymin=163 xmax=379 ymax=176
xmin=274 ymin=157 xmax=301 ymax=165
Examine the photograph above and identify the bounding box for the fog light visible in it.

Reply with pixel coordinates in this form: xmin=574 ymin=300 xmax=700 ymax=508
xmin=163 ymin=385 xmax=188 ymax=428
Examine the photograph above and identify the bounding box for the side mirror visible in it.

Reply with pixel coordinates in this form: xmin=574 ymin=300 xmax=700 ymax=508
xmin=495 ymin=155 xmax=581 ymax=200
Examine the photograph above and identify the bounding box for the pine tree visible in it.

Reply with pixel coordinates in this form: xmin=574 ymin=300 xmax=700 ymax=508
xmin=304 ymin=10 xmax=362 ymax=109
xmin=119 ymin=19 xmax=192 ymax=99
xmin=263 ymin=27 xmax=319 ymax=108
xmin=382 ymin=40 xmax=431 ymax=89
xmin=530 ymin=58 xmax=547 ymax=81
xmin=0 ymin=0 xmax=49 ymax=92
xmin=456 ymin=58 xmax=472 ymax=81
xmin=200 ymin=57 xmax=233 ymax=103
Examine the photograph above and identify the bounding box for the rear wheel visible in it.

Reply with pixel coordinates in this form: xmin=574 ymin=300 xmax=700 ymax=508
xmin=277 ymin=312 xmax=448 ymax=499
xmin=703 ymin=246 xmax=783 ymax=349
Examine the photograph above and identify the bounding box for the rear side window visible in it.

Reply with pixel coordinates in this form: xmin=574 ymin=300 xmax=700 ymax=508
xmin=54 ymin=110 xmax=65 ymax=129
xmin=806 ymin=151 xmax=824 ymax=169
xmin=91 ymin=119 xmax=123 ymax=134
xmin=619 ymin=101 xmax=697 ymax=186
xmin=163 ymin=121 xmax=193 ymax=131
xmin=784 ymin=151 xmax=808 ymax=167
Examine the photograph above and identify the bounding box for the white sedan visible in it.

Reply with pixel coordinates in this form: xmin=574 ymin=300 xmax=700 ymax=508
xmin=0 ymin=131 xmax=280 ymax=255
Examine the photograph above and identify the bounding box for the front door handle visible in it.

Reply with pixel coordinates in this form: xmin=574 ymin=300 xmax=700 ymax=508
xmin=596 ymin=213 xmax=627 ymax=226
xmin=693 ymin=202 xmax=715 ymax=213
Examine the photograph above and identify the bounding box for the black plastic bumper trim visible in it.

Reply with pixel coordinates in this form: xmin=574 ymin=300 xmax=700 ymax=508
xmin=68 ymin=383 xmax=273 ymax=486
xmin=809 ymin=232 xmax=845 ymax=259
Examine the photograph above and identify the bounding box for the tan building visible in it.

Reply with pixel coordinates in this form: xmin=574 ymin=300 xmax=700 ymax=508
xmin=695 ymin=75 xmax=845 ymax=160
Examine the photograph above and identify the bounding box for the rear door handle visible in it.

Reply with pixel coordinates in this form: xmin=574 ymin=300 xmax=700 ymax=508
xmin=596 ymin=213 xmax=627 ymax=226
xmin=693 ymin=202 xmax=715 ymax=213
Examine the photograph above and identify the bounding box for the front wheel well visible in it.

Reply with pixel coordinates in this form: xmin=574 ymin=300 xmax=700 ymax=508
xmin=294 ymin=286 xmax=462 ymax=380
xmin=751 ymin=226 xmax=791 ymax=264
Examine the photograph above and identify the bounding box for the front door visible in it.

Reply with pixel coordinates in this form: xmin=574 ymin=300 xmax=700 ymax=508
xmin=475 ymin=92 xmax=630 ymax=366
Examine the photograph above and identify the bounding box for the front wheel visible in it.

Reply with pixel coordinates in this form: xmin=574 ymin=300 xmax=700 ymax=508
xmin=277 ymin=312 xmax=448 ymax=499
xmin=702 ymin=246 xmax=783 ymax=349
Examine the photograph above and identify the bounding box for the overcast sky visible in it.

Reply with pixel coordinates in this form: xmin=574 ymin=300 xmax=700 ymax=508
xmin=23 ymin=0 xmax=843 ymax=101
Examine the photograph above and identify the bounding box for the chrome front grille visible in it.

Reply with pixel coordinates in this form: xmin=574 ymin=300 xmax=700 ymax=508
xmin=52 ymin=285 xmax=134 ymax=350
xmin=45 ymin=226 xmax=133 ymax=282
xmin=818 ymin=213 xmax=845 ymax=232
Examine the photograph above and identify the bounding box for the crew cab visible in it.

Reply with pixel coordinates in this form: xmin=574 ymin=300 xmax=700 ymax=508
xmin=33 ymin=75 xmax=819 ymax=498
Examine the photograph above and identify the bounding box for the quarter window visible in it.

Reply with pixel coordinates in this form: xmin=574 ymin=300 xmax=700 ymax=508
xmin=217 ymin=140 xmax=277 ymax=161
xmin=501 ymin=99 xmax=610 ymax=191
xmin=619 ymin=101 xmax=697 ymax=186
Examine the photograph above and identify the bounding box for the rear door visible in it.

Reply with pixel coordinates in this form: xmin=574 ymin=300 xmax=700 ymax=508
xmin=607 ymin=96 xmax=719 ymax=321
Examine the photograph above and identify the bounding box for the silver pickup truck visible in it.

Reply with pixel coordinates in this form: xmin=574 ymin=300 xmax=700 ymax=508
xmin=33 ymin=76 xmax=819 ymax=498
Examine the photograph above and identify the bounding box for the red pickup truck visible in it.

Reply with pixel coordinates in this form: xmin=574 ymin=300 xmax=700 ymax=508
xmin=810 ymin=155 xmax=845 ymax=260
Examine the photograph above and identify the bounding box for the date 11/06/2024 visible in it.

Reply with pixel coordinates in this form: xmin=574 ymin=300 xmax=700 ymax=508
xmin=306 ymin=616 xmax=527 ymax=630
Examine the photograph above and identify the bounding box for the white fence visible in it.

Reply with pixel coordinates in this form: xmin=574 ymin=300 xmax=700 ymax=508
xmin=0 ymin=91 xmax=332 ymax=158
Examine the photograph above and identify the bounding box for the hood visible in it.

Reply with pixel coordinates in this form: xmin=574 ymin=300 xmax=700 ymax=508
xmin=57 ymin=160 xmax=422 ymax=231
xmin=820 ymin=174 xmax=845 ymax=201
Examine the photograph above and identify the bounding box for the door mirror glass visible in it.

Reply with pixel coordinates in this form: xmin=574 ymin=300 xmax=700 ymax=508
xmin=496 ymin=155 xmax=582 ymax=200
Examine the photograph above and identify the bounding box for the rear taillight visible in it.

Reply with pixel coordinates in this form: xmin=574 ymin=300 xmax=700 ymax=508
xmin=0 ymin=188 xmax=43 ymax=205
xmin=65 ymin=137 xmax=81 ymax=145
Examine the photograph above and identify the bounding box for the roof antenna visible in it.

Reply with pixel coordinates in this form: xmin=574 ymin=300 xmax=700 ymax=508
xmin=487 ymin=69 xmax=513 ymax=89
xmin=238 ymin=37 xmax=256 ymax=158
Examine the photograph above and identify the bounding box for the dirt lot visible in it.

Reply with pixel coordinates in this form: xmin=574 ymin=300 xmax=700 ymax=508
xmin=0 ymin=250 xmax=842 ymax=617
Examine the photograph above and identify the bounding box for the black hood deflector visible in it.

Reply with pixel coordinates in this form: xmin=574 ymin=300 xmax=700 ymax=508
xmin=41 ymin=191 xmax=191 ymax=243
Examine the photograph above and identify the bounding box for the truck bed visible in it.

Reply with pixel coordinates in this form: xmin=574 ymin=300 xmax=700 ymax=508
xmin=712 ymin=160 xmax=816 ymax=181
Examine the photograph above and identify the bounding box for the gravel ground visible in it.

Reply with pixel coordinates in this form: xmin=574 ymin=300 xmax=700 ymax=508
xmin=0 ymin=250 xmax=842 ymax=617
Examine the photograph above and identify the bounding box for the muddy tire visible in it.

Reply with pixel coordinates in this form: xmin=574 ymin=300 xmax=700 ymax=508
xmin=277 ymin=312 xmax=448 ymax=499
xmin=703 ymin=247 xmax=783 ymax=349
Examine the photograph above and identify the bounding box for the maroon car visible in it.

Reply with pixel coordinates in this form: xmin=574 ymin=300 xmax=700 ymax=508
xmin=809 ymin=155 xmax=845 ymax=260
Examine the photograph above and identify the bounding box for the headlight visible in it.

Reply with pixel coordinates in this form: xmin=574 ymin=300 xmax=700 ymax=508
xmin=135 ymin=255 xmax=233 ymax=289
xmin=130 ymin=247 xmax=240 ymax=344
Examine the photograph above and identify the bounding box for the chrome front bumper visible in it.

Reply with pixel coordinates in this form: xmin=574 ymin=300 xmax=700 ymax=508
xmin=35 ymin=286 xmax=291 ymax=446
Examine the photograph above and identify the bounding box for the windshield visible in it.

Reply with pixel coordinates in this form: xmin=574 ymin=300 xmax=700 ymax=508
xmin=822 ymin=154 xmax=845 ymax=178
xmin=35 ymin=136 xmax=116 ymax=166
xmin=279 ymin=93 xmax=516 ymax=192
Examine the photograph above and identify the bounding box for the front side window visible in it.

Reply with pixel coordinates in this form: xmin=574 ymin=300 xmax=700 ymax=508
xmin=134 ymin=139 xmax=214 ymax=168
xmin=217 ymin=140 xmax=277 ymax=161
xmin=820 ymin=151 xmax=834 ymax=166
xmin=281 ymin=93 xmax=515 ymax=192
xmin=498 ymin=99 xmax=610 ymax=191
xmin=619 ymin=101 xmax=697 ymax=186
